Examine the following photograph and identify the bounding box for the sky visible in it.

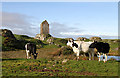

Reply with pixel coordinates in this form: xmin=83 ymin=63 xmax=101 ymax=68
xmin=1 ymin=2 xmax=118 ymax=39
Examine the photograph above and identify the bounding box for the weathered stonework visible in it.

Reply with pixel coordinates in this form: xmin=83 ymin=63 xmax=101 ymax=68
xmin=40 ymin=20 xmax=49 ymax=35
xmin=35 ymin=20 xmax=50 ymax=41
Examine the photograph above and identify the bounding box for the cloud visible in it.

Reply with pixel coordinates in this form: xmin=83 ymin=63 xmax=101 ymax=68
xmin=49 ymin=22 xmax=85 ymax=38
xmin=59 ymin=32 xmax=118 ymax=39
xmin=1 ymin=12 xmax=117 ymax=39
xmin=49 ymin=22 xmax=118 ymax=39
xmin=1 ymin=11 xmax=39 ymax=37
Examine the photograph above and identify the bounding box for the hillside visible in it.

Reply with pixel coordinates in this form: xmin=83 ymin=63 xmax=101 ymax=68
xmin=1 ymin=29 xmax=68 ymax=51
xmin=1 ymin=29 xmax=120 ymax=76
xmin=1 ymin=29 xmax=119 ymax=56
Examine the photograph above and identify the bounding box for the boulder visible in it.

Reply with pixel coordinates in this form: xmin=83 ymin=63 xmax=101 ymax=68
xmin=77 ymin=37 xmax=88 ymax=41
xmin=35 ymin=34 xmax=52 ymax=41
xmin=47 ymin=37 xmax=54 ymax=44
xmin=1 ymin=29 xmax=16 ymax=40
xmin=1 ymin=29 xmax=18 ymax=51
xmin=89 ymin=37 xmax=102 ymax=41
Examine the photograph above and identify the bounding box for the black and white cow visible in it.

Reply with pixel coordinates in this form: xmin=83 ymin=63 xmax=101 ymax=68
xmin=89 ymin=41 xmax=110 ymax=63
xmin=25 ymin=43 xmax=38 ymax=59
xmin=67 ymin=38 xmax=95 ymax=60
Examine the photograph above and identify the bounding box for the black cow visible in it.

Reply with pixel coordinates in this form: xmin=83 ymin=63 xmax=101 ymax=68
xmin=25 ymin=43 xmax=38 ymax=59
xmin=89 ymin=41 xmax=110 ymax=62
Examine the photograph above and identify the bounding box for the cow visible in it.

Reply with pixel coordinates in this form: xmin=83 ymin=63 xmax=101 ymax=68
xmin=67 ymin=38 xmax=95 ymax=60
xmin=25 ymin=43 xmax=38 ymax=59
xmin=89 ymin=41 xmax=110 ymax=63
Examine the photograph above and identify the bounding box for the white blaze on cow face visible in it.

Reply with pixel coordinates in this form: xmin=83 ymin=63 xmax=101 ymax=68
xmin=67 ymin=40 xmax=73 ymax=47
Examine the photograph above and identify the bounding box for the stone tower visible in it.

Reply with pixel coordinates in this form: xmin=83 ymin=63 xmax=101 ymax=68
xmin=35 ymin=20 xmax=50 ymax=41
xmin=40 ymin=20 xmax=49 ymax=35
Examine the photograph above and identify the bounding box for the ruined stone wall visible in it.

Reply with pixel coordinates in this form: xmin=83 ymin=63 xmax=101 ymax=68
xmin=35 ymin=20 xmax=50 ymax=40
xmin=40 ymin=20 xmax=49 ymax=35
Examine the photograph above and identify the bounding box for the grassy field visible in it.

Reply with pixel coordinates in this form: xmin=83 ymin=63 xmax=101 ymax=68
xmin=1 ymin=47 xmax=119 ymax=76
xmin=1 ymin=34 xmax=120 ymax=76
xmin=2 ymin=58 xmax=119 ymax=76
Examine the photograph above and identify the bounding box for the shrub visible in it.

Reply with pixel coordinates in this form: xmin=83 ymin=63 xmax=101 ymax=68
xmin=54 ymin=38 xmax=68 ymax=46
xmin=59 ymin=39 xmax=68 ymax=44
xmin=61 ymin=46 xmax=74 ymax=55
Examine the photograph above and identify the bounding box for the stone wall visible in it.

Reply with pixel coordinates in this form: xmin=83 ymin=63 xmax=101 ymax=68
xmin=35 ymin=20 xmax=51 ymax=41
xmin=40 ymin=20 xmax=49 ymax=35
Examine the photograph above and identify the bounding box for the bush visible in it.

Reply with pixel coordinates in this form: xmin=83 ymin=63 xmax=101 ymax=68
xmin=59 ymin=39 xmax=68 ymax=44
xmin=50 ymin=46 xmax=74 ymax=56
xmin=61 ymin=46 xmax=74 ymax=55
xmin=54 ymin=38 xmax=68 ymax=46
xmin=14 ymin=34 xmax=31 ymax=40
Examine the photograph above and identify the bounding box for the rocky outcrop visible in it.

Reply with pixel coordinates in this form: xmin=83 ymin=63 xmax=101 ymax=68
xmin=1 ymin=29 xmax=18 ymax=51
xmin=77 ymin=37 xmax=88 ymax=41
xmin=89 ymin=37 xmax=102 ymax=41
xmin=35 ymin=34 xmax=52 ymax=41
xmin=1 ymin=29 xmax=16 ymax=40
xmin=47 ymin=37 xmax=54 ymax=44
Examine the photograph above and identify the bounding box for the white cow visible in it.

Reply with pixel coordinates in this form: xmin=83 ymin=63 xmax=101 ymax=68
xmin=67 ymin=38 xmax=95 ymax=60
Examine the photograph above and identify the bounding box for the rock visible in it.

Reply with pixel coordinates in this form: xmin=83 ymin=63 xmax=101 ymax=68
xmin=57 ymin=44 xmax=61 ymax=47
xmin=35 ymin=34 xmax=41 ymax=40
xmin=35 ymin=34 xmax=52 ymax=41
xmin=89 ymin=37 xmax=102 ymax=41
xmin=1 ymin=29 xmax=18 ymax=50
xmin=1 ymin=29 xmax=16 ymax=40
xmin=62 ymin=59 xmax=68 ymax=64
xmin=77 ymin=37 xmax=88 ymax=41
xmin=47 ymin=37 xmax=54 ymax=44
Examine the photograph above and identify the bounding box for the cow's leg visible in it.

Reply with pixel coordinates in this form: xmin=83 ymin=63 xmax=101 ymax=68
xmin=98 ymin=52 xmax=101 ymax=62
xmin=29 ymin=52 xmax=31 ymax=59
xmin=84 ymin=53 xmax=86 ymax=57
xmin=88 ymin=52 xmax=91 ymax=60
xmin=92 ymin=52 xmax=94 ymax=60
xmin=26 ymin=50 xmax=29 ymax=59
xmin=76 ymin=51 xmax=80 ymax=61
xmin=105 ymin=53 xmax=107 ymax=62
xmin=103 ymin=53 xmax=106 ymax=63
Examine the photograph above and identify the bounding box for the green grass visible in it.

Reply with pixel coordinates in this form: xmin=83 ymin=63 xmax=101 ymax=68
xmin=102 ymin=39 xmax=119 ymax=55
xmin=2 ymin=33 xmax=120 ymax=56
xmin=2 ymin=58 xmax=119 ymax=76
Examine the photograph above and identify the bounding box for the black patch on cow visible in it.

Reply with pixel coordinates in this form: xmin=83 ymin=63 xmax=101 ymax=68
xmin=103 ymin=56 xmax=105 ymax=59
xmin=72 ymin=42 xmax=78 ymax=48
xmin=26 ymin=43 xmax=37 ymax=59
xmin=89 ymin=42 xmax=110 ymax=54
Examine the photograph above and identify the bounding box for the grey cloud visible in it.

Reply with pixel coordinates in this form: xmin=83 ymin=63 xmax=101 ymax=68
xmin=49 ymin=22 xmax=85 ymax=38
xmin=1 ymin=12 xmax=39 ymax=37
xmin=49 ymin=22 xmax=118 ymax=39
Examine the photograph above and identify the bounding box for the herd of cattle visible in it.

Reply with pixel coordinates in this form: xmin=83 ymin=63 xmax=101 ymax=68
xmin=25 ymin=38 xmax=110 ymax=63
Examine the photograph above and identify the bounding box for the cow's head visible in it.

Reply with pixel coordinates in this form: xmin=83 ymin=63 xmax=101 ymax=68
xmin=33 ymin=53 xmax=38 ymax=59
xmin=89 ymin=41 xmax=98 ymax=48
xmin=67 ymin=38 xmax=74 ymax=47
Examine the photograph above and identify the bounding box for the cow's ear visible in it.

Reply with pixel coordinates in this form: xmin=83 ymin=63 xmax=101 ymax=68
xmin=93 ymin=40 xmax=97 ymax=43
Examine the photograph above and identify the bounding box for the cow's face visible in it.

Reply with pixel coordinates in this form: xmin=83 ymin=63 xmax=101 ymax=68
xmin=67 ymin=39 xmax=74 ymax=47
xmin=89 ymin=41 xmax=97 ymax=48
xmin=33 ymin=53 xmax=38 ymax=59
